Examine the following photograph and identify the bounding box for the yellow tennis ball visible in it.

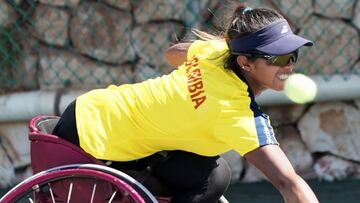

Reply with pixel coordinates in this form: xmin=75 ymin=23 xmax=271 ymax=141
xmin=284 ymin=73 xmax=317 ymax=104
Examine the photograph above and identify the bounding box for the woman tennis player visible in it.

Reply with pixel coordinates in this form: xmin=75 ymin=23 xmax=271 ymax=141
xmin=52 ymin=4 xmax=319 ymax=203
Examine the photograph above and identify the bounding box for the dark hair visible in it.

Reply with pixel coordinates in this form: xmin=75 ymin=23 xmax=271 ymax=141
xmin=190 ymin=4 xmax=285 ymax=73
xmin=223 ymin=4 xmax=284 ymax=71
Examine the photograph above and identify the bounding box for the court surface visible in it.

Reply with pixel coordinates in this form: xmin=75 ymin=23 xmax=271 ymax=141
xmin=1 ymin=179 xmax=359 ymax=202
xmin=225 ymin=179 xmax=360 ymax=203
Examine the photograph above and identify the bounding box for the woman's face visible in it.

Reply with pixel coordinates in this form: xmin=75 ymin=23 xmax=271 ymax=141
xmin=240 ymin=57 xmax=294 ymax=94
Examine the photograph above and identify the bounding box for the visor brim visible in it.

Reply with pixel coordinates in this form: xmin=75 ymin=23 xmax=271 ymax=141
xmin=256 ymin=34 xmax=313 ymax=55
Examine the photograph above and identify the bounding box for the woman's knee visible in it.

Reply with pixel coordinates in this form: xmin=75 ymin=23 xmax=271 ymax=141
xmin=208 ymin=157 xmax=231 ymax=196
xmin=151 ymin=152 xmax=231 ymax=202
xmin=188 ymin=157 xmax=231 ymax=203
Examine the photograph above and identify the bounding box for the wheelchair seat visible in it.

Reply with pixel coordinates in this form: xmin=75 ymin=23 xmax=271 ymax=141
xmin=29 ymin=115 xmax=105 ymax=174
xmin=28 ymin=116 xmax=152 ymax=202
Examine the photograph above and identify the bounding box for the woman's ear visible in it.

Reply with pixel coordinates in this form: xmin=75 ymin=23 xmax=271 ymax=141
xmin=236 ymin=55 xmax=252 ymax=71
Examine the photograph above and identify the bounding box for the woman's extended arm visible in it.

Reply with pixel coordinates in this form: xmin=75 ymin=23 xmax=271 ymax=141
xmin=164 ymin=43 xmax=191 ymax=68
xmin=244 ymin=145 xmax=319 ymax=203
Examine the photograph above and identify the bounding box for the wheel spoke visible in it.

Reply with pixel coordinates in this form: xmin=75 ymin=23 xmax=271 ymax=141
xmin=48 ymin=183 xmax=56 ymax=203
xmin=108 ymin=191 xmax=117 ymax=203
xmin=28 ymin=197 xmax=34 ymax=203
xmin=66 ymin=182 xmax=73 ymax=203
xmin=90 ymin=183 xmax=97 ymax=203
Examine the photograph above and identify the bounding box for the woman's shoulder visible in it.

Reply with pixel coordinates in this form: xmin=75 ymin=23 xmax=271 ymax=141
xmin=188 ymin=39 xmax=228 ymax=57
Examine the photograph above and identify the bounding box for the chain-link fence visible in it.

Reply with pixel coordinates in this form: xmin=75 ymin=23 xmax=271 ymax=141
xmin=0 ymin=0 xmax=359 ymax=94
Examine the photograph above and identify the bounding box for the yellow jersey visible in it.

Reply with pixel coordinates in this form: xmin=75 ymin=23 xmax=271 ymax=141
xmin=75 ymin=40 xmax=278 ymax=161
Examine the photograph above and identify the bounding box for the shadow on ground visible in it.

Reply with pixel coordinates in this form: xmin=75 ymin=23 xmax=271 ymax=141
xmin=225 ymin=179 xmax=360 ymax=203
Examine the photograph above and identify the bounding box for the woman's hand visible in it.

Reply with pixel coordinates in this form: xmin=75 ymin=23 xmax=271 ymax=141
xmin=244 ymin=145 xmax=319 ymax=203
xmin=164 ymin=43 xmax=191 ymax=68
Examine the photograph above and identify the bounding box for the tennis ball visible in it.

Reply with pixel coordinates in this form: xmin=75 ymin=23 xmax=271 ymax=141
xmin=284 ymin=73 xmax=317 ymax=104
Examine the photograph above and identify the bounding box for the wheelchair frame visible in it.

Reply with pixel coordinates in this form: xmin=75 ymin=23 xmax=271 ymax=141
xmin=1 ymin=116 xmax=161 ymax=203
xmin=0 ymin=115 xmax=228 ymax=203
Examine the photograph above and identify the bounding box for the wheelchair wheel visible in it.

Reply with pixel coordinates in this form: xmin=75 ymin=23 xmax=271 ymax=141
xmin=1 ymin=164 xmax=158 ymax=203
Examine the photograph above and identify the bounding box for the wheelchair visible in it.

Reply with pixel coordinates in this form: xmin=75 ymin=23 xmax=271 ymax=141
xmin=0 ymin=116 xmax=229 ymax=203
